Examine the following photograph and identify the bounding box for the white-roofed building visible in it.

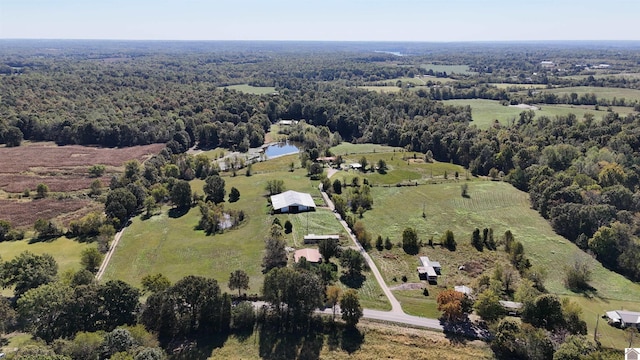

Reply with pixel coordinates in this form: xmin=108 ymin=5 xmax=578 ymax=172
xmin=606 ymin=310 xmax=640 ymax=329
xmin=270 ymin=190 xmax=316 ymax=214
xmin=454 ymin=285 xmax=473 ymax=296
xmin=417 ymin=256 xmax=441 ymax=282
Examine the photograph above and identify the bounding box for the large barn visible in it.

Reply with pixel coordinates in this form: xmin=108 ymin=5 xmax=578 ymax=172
xmin=270 ymin=190 xmax=316 ymax=214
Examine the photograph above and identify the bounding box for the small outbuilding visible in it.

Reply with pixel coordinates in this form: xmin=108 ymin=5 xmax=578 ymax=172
xmin=349 ymin=163 xmax=363 ymax=170
xmin=294 ymin=248 xmax=322 ymax=263
xmin=271 ymin=190 xmax=316 ymax=214
xmin=499 ymin=300 xmax=524 ymax=316
xmin=304 ymin=234 xmax=340 ymax=244
xmin=454 ymin=285 xmax=473 ymax=296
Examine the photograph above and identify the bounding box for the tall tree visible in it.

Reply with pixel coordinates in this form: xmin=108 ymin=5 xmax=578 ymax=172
xmin=262 ymin=237 xmax=287 ymax=273
xmin=318 ymin=238 xmax=338 ymax=262
xmin=81 ymin=247 xmax=104 ymax=273
xmin=204 ymin=175 xmax=226 ymax=204
xmin=340 ymin=289 xmax=363 ymax=327
xmin=436 ymin=289 xmax=467 ymax=322
xmin=228 ymin=270 xmax=250 ymax=297
xmin=2 ymin=251 xmax=58 ymax=298
xmin=170 ymin=180 xmax=192 ymax=209
xmin=326 ymin=285 xmax=342 ymax=321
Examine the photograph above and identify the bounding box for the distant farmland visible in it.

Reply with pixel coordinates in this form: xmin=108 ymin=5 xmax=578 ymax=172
xmin=420 ymin=63 xmax=476 ymax=75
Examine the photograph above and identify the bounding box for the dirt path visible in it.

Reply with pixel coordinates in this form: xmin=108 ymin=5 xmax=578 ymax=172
xmin=318 ymin=183 xmax=404 ymax=314
xmin=95 ymin=227 xmax=125 ymax=281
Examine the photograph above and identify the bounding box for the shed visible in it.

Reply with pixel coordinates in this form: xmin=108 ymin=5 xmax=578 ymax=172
xmin=271 ymin=190 xmax=316 ymax=214
xmin=454 ymin=285 xmax=473 ymax=296
xmin=294 ymin=248 xmax=322 ymax=263
xmin=349 ymin=163 xmax=363 ymax=170
xmin=499 ymin=300 xmax=524 ymax=315
xmin=304 ymin=234 xmax=340 ymax=244
xmin=417 ymin=256 xmax=439 ymax=282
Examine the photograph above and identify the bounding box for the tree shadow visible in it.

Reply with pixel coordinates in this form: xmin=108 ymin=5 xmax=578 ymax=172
xmin=168 ymin=207 xmax=190 ymax=218
xmin=441 ymin=318 xmax=491 ymax=343
xmin=340 ymin=327 xmax=364 ymax=354
xmin=258 ymin=324 xmax=323 ymax=360
xmin=170 ymin=332 xmax=229 ymax=360
xmin=339 ymin=273 xmax=365 ymax=289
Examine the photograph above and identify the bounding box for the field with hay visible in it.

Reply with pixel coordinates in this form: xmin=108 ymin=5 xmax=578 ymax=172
xmin=222 ymin=84 xmax=278 ymax=95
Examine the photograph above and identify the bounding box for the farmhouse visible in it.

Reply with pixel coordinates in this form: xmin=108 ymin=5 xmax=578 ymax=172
xmin=315 ymin=156 xmax=336 ymax=164
xmin=304 ymin=234 xmax=340 ymax=244
xmin=417 ymin=256 xmax=441 ymax=282
xmin=605 ymin=310 xmax=640 ymax=329
xmin=294 ymin=248 xmax=322 ymax=263
xmin=270 ymin=190 xmax=316 ymax=214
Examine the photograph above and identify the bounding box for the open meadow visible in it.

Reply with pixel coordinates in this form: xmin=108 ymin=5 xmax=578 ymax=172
xmin=420 ymin=63 xmax=476 ymax=75
xmin=222 ymin=84 xmax=278 ymax=95
xmin=531 ymin=86 xmax=640 ymax=104
xmin=444 ymin=99 xmax=636 ymax=128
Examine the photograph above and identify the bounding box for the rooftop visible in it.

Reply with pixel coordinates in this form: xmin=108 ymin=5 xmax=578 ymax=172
xmin=270 ymin=190 xmax=315 ymax=210
xmin=294 ymin=248 xmax=322 ymax=263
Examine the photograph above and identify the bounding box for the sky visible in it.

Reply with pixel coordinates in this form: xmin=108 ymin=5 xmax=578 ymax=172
xmin=1 ymin=0 xmax=639 ymax=42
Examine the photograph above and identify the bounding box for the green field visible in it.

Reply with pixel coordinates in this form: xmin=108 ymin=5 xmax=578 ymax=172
xmin=222 ymin=84 xmax=278 ymax=95
xmin=0 ymin=237 xmax=95 ymax=296
xmin=102 ymin=158 xmax=320 ymax=293
xmin=531 ymin=86 xmax=640 ymax=103
xmin=330 ymin=142 xmax=404 ymax=156
xmin=421 ymin=64 xmax=476 ymax=75
xmin=444 ymin=99 xmax=636 ymax=129
xmin=489 ymin=83 xmax=549 ymax=90
xmin=357 ymin=85 xmax=402 ymax=93
xmin=354 ymin=179 xmax=640 ymax=347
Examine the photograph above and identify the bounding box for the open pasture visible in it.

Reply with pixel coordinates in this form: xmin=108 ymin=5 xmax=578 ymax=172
xmin=222 ymin=84 xmax=278 ymax=95
xmin=530 ymin=86 xmax=640 ymax=103
xmin=444 ymin=99 xmax=636 ymax=129
xmin=420 ymin=63 xmax=476 ymax=75
xmin=359 ymin=180 xmax=640 ymax=302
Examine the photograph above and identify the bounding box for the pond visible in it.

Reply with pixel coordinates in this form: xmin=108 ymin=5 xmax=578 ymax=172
xmin=264 ymin=142 xmax=300 ymax=158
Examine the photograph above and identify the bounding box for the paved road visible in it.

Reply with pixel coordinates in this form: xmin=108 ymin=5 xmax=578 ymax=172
xmin=318 ymin=182 xmax=403 ymax=314
xmin=317 ymin=306 xmax=443 ymax=331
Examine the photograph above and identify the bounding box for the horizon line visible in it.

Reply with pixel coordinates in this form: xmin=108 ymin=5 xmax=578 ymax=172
xmin=1 ymin=38 xmax=640 ymax=43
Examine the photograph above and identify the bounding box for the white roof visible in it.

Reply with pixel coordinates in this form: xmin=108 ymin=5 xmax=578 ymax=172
xmin=430 ymin=261 xmax=441 ymax=269
xmin=499 ymin=300 xmax=524 ymax=309
xmin=454 ymin=286 xmax=473 ymax=295
xmin=350 ymin=163 xmax=362 ymax=168
xmin=271 ymin=190 xmax=315 ymax=210
xmin=607 ymin=310 xmax=640 ymax=324
xmin=304 ymin=234 xmax=339 ymax=240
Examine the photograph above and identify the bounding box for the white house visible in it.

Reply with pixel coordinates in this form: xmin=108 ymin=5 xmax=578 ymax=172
xmin=270 ymin=190 xmax=315 ymax=214
xmin=606 ymin=310 xmax=640 ymax=329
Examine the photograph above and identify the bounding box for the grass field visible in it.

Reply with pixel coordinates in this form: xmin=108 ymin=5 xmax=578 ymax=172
xmin=102 ymin=158 xmax=319 ymax=293
xmin=354 ymin=179 xmax=640 ymax=347
xmin=489 ymin=83 xmax=549 ymax=90
xmin=222 ymin=84 xmax=278 ymax=95
xmin=421 ymin=64 xmax=476 ymax=75
xmin=330 ymin=142 xmax=404 ymax=156
xmin=208 ymin=322 xmax=492 ymax=360
xmin=444 ymin=99 xmax=636 ymax=129
xmin=357 ymin=85 xmax=402 ymax=93
xmin=0 ymin=237 xmax=96 ymax=296
xmin=534 ymin=86 xmax=640 ymax=103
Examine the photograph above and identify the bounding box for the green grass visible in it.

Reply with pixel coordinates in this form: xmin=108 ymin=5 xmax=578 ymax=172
xmin=208 ymin=322 xmax=493 ymax=359
xmin=489 ymin=83 xmax=549 ymax=90
xmin=0 ymin=236 xmax=95 ymax=295
xmin=222 ymin=84 xmax=278 ymax=95
xmin=394 ymin=289 xmax=441 ymax=318
xmin=359 ymin=180 xmax=640 ymax=302
xmin=444 ymin=99 xmax=637 ymax=129
xmin=102 ymin=166 xmax=319 ymax=293
xmin=568 ymin=295 xmax=640 ymax=350
xmin=274 ymin=209 xmax=348 ymax=248
xmin=534 ymin=86 xmax=640 ymax=103
xmin=357 ymin=85 xmax=402 ymax=93
xmin=420 ymin=63 xmax=476 ymax=75
xmin=330 ymin=142 xmax=404 ymax=156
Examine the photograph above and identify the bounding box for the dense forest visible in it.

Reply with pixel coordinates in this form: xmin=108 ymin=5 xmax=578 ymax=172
xmin=1 ymin=40 xmax=640 ymax=357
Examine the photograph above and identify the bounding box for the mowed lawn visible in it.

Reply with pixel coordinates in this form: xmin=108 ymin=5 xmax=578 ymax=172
xmin=0 ymin=237 xmax=96 ymax=296
xmin=444 ymin=99 xmax=636 ymax=129
xmin=102 ymin=162 xmax=320 ymax=293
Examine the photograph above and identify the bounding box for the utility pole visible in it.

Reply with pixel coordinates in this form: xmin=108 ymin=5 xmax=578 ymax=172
xmin=594 ymin=315 xmax=599 ymax=343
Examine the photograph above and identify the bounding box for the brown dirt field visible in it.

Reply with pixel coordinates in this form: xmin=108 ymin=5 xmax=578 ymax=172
xmin=0 ymin=198 xmax=100 ymax=227
xmin=0 ymin=142 xmax=164 ymax=193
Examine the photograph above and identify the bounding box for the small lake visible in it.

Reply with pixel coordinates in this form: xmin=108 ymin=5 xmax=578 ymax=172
xmin=264 ymin=142 xmax=300 ymax=158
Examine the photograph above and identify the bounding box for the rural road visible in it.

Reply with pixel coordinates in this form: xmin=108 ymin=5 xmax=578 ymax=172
xmin=317 ymin=181 xmax=404 ymax=314
xmin=95 ymin=227 xmax=125 ymax=281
